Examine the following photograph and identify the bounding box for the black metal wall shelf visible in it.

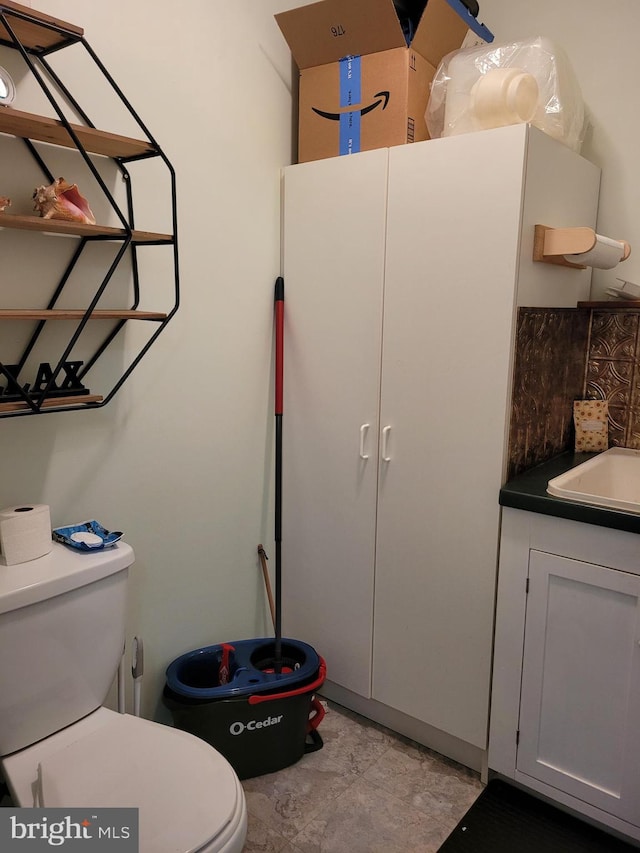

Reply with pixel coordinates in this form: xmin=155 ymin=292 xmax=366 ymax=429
xmin=0 ymin=0 xmax=180 ymax=417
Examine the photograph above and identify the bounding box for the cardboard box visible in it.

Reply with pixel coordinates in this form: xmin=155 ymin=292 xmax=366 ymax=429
xmin=275 ymin=0 xmax=493 ymax=163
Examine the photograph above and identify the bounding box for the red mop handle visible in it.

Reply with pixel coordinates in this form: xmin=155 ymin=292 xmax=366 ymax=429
xmin=275 ymin=276 xmax=284 ymax=416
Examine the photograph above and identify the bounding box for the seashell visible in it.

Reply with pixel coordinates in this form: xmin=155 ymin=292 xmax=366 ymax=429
xmin=32 ymin=177 xmax=96 ymax=225
xmin=0 ymin=196 xmax=10 ymax=212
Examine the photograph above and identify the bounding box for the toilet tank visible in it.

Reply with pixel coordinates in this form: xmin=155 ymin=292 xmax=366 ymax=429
xmin=0 ymin=541 xmax=134 ymax=755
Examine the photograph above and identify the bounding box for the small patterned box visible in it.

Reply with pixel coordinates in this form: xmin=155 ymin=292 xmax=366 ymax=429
xmin=574 ymin=399 xmax=609 ymax=452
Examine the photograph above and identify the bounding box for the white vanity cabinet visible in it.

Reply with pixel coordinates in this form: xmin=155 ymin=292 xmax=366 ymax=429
xmin=490 ymin=507 xmax=640 ymax=842
xmin=281 ymin=124 xmax=600 ymax=767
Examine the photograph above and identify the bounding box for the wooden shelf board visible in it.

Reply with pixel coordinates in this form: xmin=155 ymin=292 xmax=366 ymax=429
xmin=0 ymin=309 xmax=167 ymax=320
xmin=0 ymin=107 xmax=156 ymax=159
xmin=0 ymin=1 xmax=82 ymax=51
xmin=0 ymin=212 xmax=172 ymax=243
xmin=578 ymin=301 xmax=640 ymax=310
xmin=0 ymin=393 xmax=102 ymax=413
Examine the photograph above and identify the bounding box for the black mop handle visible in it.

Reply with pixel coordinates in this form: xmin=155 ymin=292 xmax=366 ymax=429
xmin=274 ymin=277 xmax=285 ymax=670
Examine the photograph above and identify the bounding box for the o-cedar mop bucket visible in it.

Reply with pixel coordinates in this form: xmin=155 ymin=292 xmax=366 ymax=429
xmin=162 ymin=638 xmax=326 ymax=779
xmin=163 ymin=278 xmax=326 ymax=779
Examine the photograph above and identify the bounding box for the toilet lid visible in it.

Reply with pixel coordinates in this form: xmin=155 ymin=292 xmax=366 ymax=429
xmin=38 ymin=713 xmax=241 ymax=853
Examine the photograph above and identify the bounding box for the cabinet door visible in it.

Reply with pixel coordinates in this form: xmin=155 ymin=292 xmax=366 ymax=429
xmin=518 ymin=550 xmax=640 ymax=823
xmin=280 ymin=149 xmax=388 ymax=698
xmin=371 ymin=126 xmax=528 ymax=748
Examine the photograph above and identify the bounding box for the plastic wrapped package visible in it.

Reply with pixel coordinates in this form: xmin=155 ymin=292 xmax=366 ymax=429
xmin=426 ymin=36 xmax=586 ymax=152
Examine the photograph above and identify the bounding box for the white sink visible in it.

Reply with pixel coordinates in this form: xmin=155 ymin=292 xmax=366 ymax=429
xmin=547 ymin=447 xmax=640 ymax=513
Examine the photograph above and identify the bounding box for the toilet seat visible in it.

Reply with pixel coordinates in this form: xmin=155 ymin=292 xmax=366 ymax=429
xmin=1 ymin=707 xmax=247 ymax=853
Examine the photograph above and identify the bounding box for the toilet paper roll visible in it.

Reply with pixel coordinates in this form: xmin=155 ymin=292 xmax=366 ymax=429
xmin=0 ymin=504 xmax=52 ymax=566
xmin=565 ymin=235 xmax=628 ymax=270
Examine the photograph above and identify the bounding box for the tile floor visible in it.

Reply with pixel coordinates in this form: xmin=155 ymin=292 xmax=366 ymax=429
xmin=0 ymin=699 xmax=484 ymax=852
xmin=241 ymin=698 xmax=483 ymax=853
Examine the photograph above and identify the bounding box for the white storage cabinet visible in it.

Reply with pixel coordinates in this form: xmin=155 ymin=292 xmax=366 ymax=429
xmin=490 ymin=508 xmax=640 ymax=842
xmin=281 ymin=124 xmax=600 ymax=766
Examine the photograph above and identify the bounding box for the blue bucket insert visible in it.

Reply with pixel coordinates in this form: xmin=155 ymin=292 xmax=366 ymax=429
xmin=165 ymin=637 xmax=320 ymax=700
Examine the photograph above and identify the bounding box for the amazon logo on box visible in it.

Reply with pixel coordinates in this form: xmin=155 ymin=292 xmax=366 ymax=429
xmin=299 ymin=48 xmax=433 ymax=162
xmin=310 ymin=55 xmax=391 ymax=157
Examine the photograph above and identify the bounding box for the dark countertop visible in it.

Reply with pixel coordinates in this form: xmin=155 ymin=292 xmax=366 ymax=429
xmin=500 ymin=452 xmax=640 ymax=536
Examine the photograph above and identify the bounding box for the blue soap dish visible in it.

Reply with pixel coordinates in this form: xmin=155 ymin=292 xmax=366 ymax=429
xmin=53 ymin=520 xmax=123 ymax=551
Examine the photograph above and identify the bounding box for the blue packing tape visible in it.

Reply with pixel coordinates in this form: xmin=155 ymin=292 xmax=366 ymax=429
xmin=444 ymin=0 xmax=494 ymax=42
xmin=339 ymin=55 xmax=361 ymax=155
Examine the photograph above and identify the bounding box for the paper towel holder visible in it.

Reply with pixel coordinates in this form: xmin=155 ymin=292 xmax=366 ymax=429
xmin=533 ymin=224 xmax=631 ymax=269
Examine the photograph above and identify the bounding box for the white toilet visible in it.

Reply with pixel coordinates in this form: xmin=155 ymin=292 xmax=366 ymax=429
xmin=0 ymin=541 xmax=247 ymax=852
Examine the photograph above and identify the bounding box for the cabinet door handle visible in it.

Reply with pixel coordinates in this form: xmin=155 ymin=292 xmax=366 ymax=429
xmin=382 ymin=425 xmax=392 ymax=462
xmin=359 ymin=423 xmax=370 ymax=460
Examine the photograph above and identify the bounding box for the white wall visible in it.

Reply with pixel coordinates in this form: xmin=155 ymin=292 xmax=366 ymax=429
xmin=477 ymin=0 xmax=640 ymax=297
xmin=1 ymin=0 xmax=635 ymax=722
xmin=0 ymin=0 xmax=305 ymax=719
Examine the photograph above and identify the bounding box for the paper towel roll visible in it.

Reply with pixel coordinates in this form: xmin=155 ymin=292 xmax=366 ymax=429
xmin=565 ymin=235 xmax=628 ymax=270
xmin=0 ymin=504 xmax=52 ymax=566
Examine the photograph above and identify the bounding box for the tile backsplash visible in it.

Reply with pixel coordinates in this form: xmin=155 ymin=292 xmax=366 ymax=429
xmin=586 ymin=310 xmax=640 ymax=448
xmin=507 ymin=306 xmax=640 ymax=479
